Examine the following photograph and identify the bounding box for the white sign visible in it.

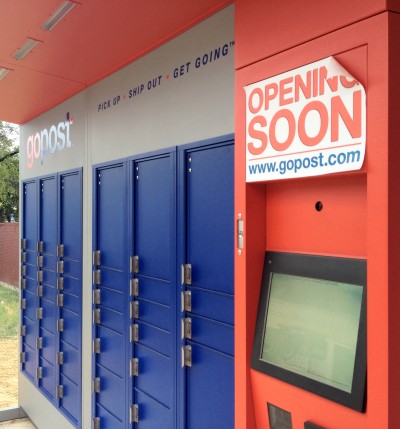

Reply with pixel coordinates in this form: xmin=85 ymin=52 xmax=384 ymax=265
xmin=245 ymin=57 xmax=366 ymax=182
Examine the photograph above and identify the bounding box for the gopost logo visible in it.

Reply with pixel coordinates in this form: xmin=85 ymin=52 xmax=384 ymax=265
xmin=26 ymin=112 xmax=73 ymax=168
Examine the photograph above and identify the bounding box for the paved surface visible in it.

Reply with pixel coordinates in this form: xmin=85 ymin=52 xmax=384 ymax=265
xmin=0 ymin=419 xmax=35 ymax=428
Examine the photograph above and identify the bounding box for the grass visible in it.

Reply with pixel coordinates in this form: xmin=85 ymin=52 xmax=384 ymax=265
xmin=0 ymin=283 xmax=19 ymax=338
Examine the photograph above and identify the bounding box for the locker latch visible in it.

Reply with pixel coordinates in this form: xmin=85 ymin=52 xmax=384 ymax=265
xmin=130 ymin=404 xmax=139 ymax=423
xmin=183 ymin=318 xmax=192 ymax=340
xmin=183 ymin=291 xmax=192 ymax=312
xmin=131 ymin=358 xmax=139 ymax=377
xmin=131 ymin=256 xmax=139 ymax=274
xmin=182 ymin=264 xmax=192 ymax=285
xmin=183 ymin=345 xmax=192 ymax=367
xmin=93 ymin=250 xmax=101 ymax=266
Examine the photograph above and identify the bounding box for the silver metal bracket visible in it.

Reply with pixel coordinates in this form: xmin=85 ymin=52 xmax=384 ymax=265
xmin=37 ymin=255 xmax=44 ymax=268
xmin=182 ymin=345 xmax=192 ymax=367
xmin=56 ymin=385 xmax=64 ymax=399
xmin=37 ymin=241 xmax=44 ymax=253
xmin=131 ymin=324 xmax=139 ymax=342
xmin=183 ymin=318 xmax=192 ymax=339
xmin=93 ymin=269 xmax=101 ymax=285
xmin=57 ymin=352 xmax=64 ymax=365
xmin=37 ymin=307 xmax=43 ymax=320
xmin=57 ymin=294 xmax=64 ymax=307
xmin=183 ymin=264 xmax=192 ymax=285
xmin=93 ymin=250 xmax=101 ymax=266
xmin=93 ymin=289 xmax=101 ymax=305
xmin=36 ymin=337 xmax=43 ymax=350
xmin=131 ymin=301 xmax=139 ymax=319
xmin=57 ymin=277 xmax=64 ymax=290
xmin=37 ymin=285 xmax=43 ymax=297
xmin=93 ymin=309 xmax=101 ymax=325
xmin=57 ymin=244 xmax=64 ymax=258
xmin=20 ymin=325 xmax=26 ymax=337
xmin=130 ymin=278 xmax=139 ymax=297
xmin=37 ymin=367 xmax=43 ymax=379
xmin=57 ymin=319 xmax=64 ymax=332
xmin=183 ymin=291 xmax=192 ymax=312
xmin=93 ymin=377 xmax=101 ymax=393
xmin=93 ymin=338 xmax=101 ymax=354
xmin=37 ymin=270 xmax=43 ymax=283
xmin=57 ymin=261 xmax=64 ymax=274
xmin=20 ymin=352 xmax=26 ymax=364
xmin=130 ymin=404 xmax=139 ymax=423
xmin=131 ymin=358 xmax=139 ymax=377
xmin=131 ymin=256 xmax=139 ymax=274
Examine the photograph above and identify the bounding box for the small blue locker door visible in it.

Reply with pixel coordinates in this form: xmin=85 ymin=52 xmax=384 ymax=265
xmin=58 ymin=169 xmax=82 ymax=427
xmin=180 ymin=142 xmax=234 ymax=429
xmin=131 ymin=152 xmax=177 ymax=429
xmin=93 ymin=163 xmax=129 ymax=429
xmin=38 ymin=175 xmax=58 ymax=401
xmin=21 ymin=179 xmax=39 ymax=382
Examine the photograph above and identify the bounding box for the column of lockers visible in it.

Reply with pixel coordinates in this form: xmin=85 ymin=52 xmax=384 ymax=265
xmin=20 ymin=169 xmax=82 ymax=428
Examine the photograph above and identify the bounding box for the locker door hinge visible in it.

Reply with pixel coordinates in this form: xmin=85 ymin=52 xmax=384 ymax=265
xmin=183 ymin=290 xmax=192 ymax=312
xmin=21 ymin=238 xmax=27 ymax=250
xmin=57 ymin=277 xmax=64 ymax=291
xmin=130 ymin=404 xmax=139 ymax=423
xmin=56 ymin=385 xmax=64 ymax=399
xmin=93 ymin=417 xmax=100 ymax=429
xmin=57 ymin=294 xmax=64 ymax=307
xmin=130 ymin=358 xmax=139 ymax=377
xmin=37 ymin=241 xmax=44 ymax=253
xmin=93 ymin=269 xmax=101 ymax=285
xmin=182 ymin=317 xmax=192 ymax=339
xmin=37 ymin=255 xmax=44 ymax=268
xmin=130 ymin=256 xmax=139 ymax=274
xmin=37 ymin=307 xmax=43 ymax=320
xmin=57 ymin=261 xmax=64 ymax=274
xmin=36 ymin=337 xmax=43 ymax=350
xmin=130 ymin=278 xmax=139 ymax=297
xmin=93 ymin=289 xmax=101 ymax=305
xmin=20 ymin=299 xmax=26 ymax=310
xmin=21 ymin=265 xmax=27 ymax=277
xmin=130 ymin=324 xmax=139 ymax=342
xmin=20 ymin=325 xmax=26 ymax=337
xmin=56 ymin=352 xmax=64 ymax=365
xmin=20 ymin=352 xmax=26 ymax=364
xmin=57 ymin=244 xmax=64 ymax=258
xmin=20 ymin=278 xmax=26 ymax=290
xmin=182 ymin=345 xmax=192 ymax=367
xmin=93 ymin=309 xmax=101 ymax=325
xmin=37 ymin=270 xmax=43 ymax=283
xmin=93 ymin=377 xmax=101 ymax=393
xmin=21 ymin=252 xmax=26 ymax=263
xmin=93 ymin=338 xmax=101 ymax=354
xmin=182 ymin=264 xmax=192 ymax=285
xmin=37 ymin=285 xmax=43 ymax=297
xmin=36 ymin=367 xmax=43 ymax=379
xmin=57 ymin=319 xmax=64 ymax=332
xmin=93 ymin=250 xmax=101 ymax=266
xmin=131 ymin=301 xmax=139 ymax=319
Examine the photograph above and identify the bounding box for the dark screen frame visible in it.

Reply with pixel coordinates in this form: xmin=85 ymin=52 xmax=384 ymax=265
xmin=251 ymin=251 xmax=367 ymax=412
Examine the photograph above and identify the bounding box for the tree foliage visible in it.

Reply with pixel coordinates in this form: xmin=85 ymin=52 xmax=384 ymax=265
xmin=0 ymin=122 xmax=19 ymax=222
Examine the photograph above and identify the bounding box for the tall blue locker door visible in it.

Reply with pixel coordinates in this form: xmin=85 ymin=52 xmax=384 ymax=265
xmin=21 ymin=180 xmax=39 ymax=382
xmin=58 ymin=170 xmax=83 ymax=427
xmin=131 ymin=152 xmax=177 ymax=429
xmin=180 ymin=142 xmax=234 ymax=429
xmin=93 ymin=163 xmax=129 ymax=429
xmin=38 ymin=175 xmax=58 ymax=401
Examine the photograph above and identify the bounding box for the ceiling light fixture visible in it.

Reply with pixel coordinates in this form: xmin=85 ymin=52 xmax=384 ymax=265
xmin=0 ymin=68 xmax=12 ymax=81
xmin=12 ymin=38 xmax=41 ymax=61
xmin=41 ymin=1 xmax=77 ymax=31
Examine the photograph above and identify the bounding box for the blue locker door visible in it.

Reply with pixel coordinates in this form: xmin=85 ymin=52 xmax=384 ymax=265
xmin=132 ymin=153 xmax=176 ymax=429
xmin=58 ymin=170 xmax=82 ymax=427
xmin=94 ymin=163 xmax=128 ymax=429
xmin=38 ymin=175 xmax=58 ymax=401
xmin=183 ymin=143 xmax=234 ymax=429
xmin=21 ymin=180 xmax=39 ymax=382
